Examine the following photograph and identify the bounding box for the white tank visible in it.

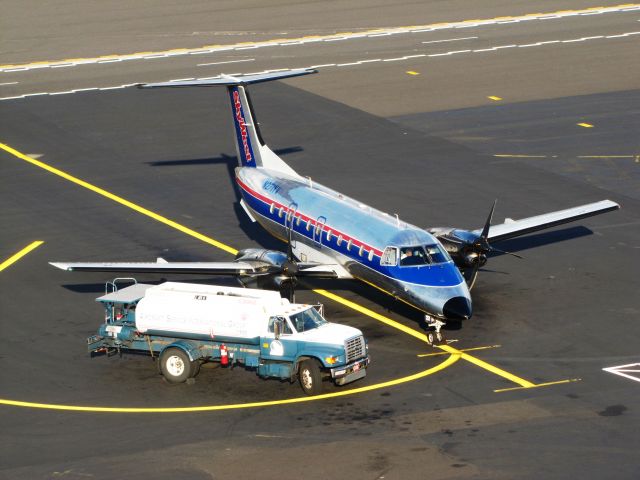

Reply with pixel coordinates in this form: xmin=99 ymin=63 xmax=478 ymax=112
xmin=135 ymin=282 xmax=289 ymax=340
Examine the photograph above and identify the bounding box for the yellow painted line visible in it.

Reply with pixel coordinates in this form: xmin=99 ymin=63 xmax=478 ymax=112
xmin=406 ymin=71 xmax=420 ymax=76
xmin=312 ymin=289 xmax=535 ymax=388
xmin=0 ymin=241 xmax=44 ymax=272
xmin=577 ymin=123 xmax=594 ymax=128
xmin=1 ymin=4 xmax=637 ymax=70
xmin=0 ymin=142 xmax=568 ymax=411
xmin=494 ymin=378 xmax=580 ymax=393
xmin=487 ymin=96 xmax=502 ymax=101
xmin=0 ymin=143 xmax=238 ymax=256
xmin=0 ymin=353 xmax=460 ymax=412
xmin=417 ymin=345 xmax=501 ymax=357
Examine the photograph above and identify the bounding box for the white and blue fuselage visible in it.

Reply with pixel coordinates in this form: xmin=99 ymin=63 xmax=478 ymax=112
xmin=235 ymin=166 xmax=472 ymax=320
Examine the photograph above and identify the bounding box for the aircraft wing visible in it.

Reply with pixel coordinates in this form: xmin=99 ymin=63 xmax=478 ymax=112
xmin=49 ymin=261 xmax=262 ymax=275
xmin=475 ymin=200 xmax=620 ymax=243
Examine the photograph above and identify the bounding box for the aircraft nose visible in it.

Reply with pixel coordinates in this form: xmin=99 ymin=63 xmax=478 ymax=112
xmin=443 ymin=296 xmax=472 ymax=320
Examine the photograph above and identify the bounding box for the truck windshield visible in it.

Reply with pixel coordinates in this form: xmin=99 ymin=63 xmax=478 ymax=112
xmin=290 ymin=307 xmax=327 ymax=332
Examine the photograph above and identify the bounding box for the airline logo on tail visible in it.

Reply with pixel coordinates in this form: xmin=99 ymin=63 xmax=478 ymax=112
xmin=232 ymin=89 xmax=254 ymax=166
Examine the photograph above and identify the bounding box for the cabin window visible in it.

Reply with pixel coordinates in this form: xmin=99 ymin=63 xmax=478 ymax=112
xmin=326 ymin=230 xmax=333 ymax=242
xmin=286 ymin=210 xmax=293 ymax=223
xmin=270 ymin=203 xmax=275 ymax=214
xmin=381 ymin=247 xmax=399 ymax=266
xmin=278 ymin=207 xmax=284 ymax=218
xmin=337 ymin=235 xmax=343 ymax=246
xmin=295 ymin=216 xmax=301 ymax=226
xmin=306 ymin=220 xmax=312 ymax=231
xmin=368 ymin=249 xmax=374 ymax=261
xmin=347 ymin=239 xmax=352 ymax=251
xmin=359 ymin=245 xmax=364 ymax=257
xmin=315 ymin=224 xmax=322 ymax=237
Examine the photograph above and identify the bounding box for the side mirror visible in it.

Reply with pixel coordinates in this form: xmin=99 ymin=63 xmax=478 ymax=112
xmin=274 ymin=319 xmax=282 ymax=340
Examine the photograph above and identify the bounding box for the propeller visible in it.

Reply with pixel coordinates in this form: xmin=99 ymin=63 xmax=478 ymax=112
xmin=464 ymin=200 xmax=522 ymax=289
xmin=281 ymin=224 xmax=298 ymax=302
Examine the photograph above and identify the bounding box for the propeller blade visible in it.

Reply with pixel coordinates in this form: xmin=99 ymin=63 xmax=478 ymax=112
xmin=480 ymin=199 xmax=498 ymax=240
xmin=464 ymin=261 xmax=481 ymax=290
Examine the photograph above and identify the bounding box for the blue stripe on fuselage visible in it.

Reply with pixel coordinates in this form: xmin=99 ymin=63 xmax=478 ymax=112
xmin=236 ymin=171 xmax=464 ymax=289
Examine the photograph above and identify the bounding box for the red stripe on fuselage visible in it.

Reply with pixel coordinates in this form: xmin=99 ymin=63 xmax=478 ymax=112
xmin=235 ymin=175 xmax=383 ymax=257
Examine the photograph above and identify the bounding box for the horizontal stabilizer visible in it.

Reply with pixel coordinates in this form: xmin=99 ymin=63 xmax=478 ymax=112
xmin=139 ymin=69 xmax=317 ymax=89
xmin=49 ymin=261 xmax=260 ymax=275
xmin=476 ymin=199 xmax=620 ymax=243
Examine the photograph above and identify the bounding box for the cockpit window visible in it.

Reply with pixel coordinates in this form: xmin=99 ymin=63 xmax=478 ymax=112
xmin=290 ymin=307 xmax=327 ymax=332
xmin=400 ymin=244 xmax=450 ymax=266
xmin=400 ymin=246 xmax=428 ymax=266
xmin=381 ymin=246 xmax=398 ymax=266
xmin=424 ymin=244 xmax=449 ymax=263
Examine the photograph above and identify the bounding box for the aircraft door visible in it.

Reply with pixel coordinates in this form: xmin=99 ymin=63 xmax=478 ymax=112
xmin=313 ymin=216 xmax=327 ymax=247
xmin=286 ymin=202 xmax=298 ymax=242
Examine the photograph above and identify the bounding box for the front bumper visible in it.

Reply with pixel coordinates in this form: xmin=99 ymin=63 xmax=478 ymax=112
xmin=330 ymin=356 xmax=370 ymax=385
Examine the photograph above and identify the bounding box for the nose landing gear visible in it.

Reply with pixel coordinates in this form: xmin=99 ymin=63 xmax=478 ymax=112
xmin=424 ymin=315 xmax=446 ymax=346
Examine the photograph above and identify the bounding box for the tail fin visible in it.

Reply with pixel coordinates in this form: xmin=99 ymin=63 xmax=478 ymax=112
xmin=139 ymin=69 xmax=316 ymax=175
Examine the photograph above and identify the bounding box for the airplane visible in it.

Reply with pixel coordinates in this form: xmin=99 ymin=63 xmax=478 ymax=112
xmin=50 ymin=68 xmax=620 ymax=344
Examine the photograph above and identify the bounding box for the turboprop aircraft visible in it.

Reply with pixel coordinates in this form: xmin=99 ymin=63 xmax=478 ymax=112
xmin=50 ymin=69 xmax=619 ymax=342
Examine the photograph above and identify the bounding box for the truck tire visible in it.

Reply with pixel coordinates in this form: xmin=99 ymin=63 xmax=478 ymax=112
xmin=160 ymin=348 xmax=192 ymax=384
xmin=299 ymin=359 xmax=322 ymax=396
xmin=190 ymin=360 xmax=201 ymax=378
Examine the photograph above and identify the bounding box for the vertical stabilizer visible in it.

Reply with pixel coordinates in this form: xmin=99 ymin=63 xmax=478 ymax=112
xmin=139 ymin=69 xmax=316 ymax=176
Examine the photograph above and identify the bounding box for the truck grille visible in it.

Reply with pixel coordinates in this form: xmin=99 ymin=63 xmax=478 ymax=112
xmin=345 ymin=335 xmax=366 ymax=363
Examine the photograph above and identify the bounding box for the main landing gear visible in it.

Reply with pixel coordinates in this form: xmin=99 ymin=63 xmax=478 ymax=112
xmin=425 ymin=315 xmax=446 ymax=346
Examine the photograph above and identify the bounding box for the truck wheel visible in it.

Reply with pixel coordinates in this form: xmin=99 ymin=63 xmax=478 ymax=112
xmin=160 ymin=348 xmax=192 ymax=384
xmin=299 ymin=359 xmax=322 ymax=396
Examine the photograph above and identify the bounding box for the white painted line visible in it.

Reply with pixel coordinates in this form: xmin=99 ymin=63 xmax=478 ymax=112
xmin=308 ymin=64 xmax=336 ymax=68
xmin=169 ymin=77 xmax=196 ymax=82
xmin=382 ymin=57 xmax=407 ymax=62
xmin=143 ymin=55 xmax=167 ymax=59
xmin=323 ymin=37 xmax=348 ymax=42
xmin=97 ymin=59 xmax=122 ymax=63
xmin=357 ymin=58 xmax=382 ymax=63
xmin=197 ymin=59 xmax=255 ymax=67
xmin=368 ymin=33 xmax=392 ymax=37
xmin=404 ymin=54 xmax=427 ymax=59
xmin=49 ymin=91 xmax=75 ymax=95
xmin=50 ymin=64 xmax=74 ymax=68
xmin=0 ymin=82 xmax=19 ymax=86
xmin=422 ymin=36 xmax=478 ymax=44
xmin=603 ymin=363 xmax=640 ymax=383
xmin=337 ymin=62 xmax=362 ymax=66
xmin=98 ymin=86 xmax=128 ymax=91
xmin=71 ymin=87 xmax=99 ymax=92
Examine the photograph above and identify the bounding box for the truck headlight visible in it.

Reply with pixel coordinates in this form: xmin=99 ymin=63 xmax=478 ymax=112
xmin=325 ymin=356 xmax=338 ymax=365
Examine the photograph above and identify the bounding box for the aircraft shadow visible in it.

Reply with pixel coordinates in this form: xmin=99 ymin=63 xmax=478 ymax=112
xmin=489 ymin=225 xmax=593 ymax=254
xmin=147 ymin=148 xmax=303 ymax=252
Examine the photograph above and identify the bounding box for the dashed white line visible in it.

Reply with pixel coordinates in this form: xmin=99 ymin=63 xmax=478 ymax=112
xmin=421 ymin=36 xmax=478 ymax=44
xmin=2 ymin=29 xmax=639 ymax=102
xmin=197 ymin=59 xmax=255 ymax=67
xmin=0 ymin=82 xmax=19 ymax=86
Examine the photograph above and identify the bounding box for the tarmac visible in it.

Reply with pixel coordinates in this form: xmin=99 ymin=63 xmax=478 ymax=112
xmin=1 ymin=1 xmax=639 ymax=478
